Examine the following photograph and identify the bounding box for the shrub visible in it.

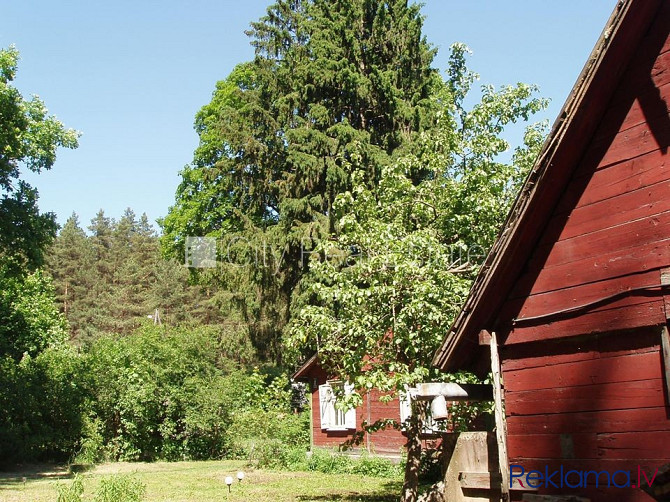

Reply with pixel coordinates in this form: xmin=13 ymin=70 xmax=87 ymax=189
xmin=0 ymin=347 xmax=89 ymax=464
xmin=297 ymin=449 xmax=402 ymax=478
xmin=94 ymin=474 xmax=146 ymax=502
xmin=56 ymin=474 xmax=84 ymax=502
xmin=226 ymin=408 xmax=309 ymax=460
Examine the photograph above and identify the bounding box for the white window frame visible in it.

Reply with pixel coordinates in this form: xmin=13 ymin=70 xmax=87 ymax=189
xmin=318 ymin=381 xmax=356 ymax=431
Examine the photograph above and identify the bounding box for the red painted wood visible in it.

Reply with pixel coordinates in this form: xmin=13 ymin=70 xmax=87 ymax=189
xmin=597 ymin=121 xmax=664 ymax=169
xmin=507 ymin=407 xmax=670 ymax=435
xmin=504 ymin=350 xmax=663 ymax=392
xmin=505 ymin=299 xmax=666 ymax=344
xmin=507 ymin=433 xmax=598 ymax=460
xmin=303 ymin=366 xmax=405 ymax=453
xmin=506 ymin=378 xmax=666 ymax=415
xmin=597 ymin=431 xmax=670 ymax=459
xmin=486 ymin=8 xmax=670 ymax=500
xmin=503 ymin=269 xmax=661 ymax=323
xmin=507 ymin=459 xmax=668 ymax=502
xmin=608 ymin=36 xmax=670 ymax=102
xmin=602 ymin=80 xmax=670 ymax=136
xmin=513 ymin=238 xmax=670 ymax=297
xmin=558 ymin=149 xmax=669 ymax=215
xmin=536 ymin=209 xmax=670 ymax=271
xmin=501 ymin=326 xmax=661 ymax=371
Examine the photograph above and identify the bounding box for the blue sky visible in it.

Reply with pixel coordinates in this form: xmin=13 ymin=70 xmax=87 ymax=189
xmin=2 ymin=0 xmax=614 ymax=229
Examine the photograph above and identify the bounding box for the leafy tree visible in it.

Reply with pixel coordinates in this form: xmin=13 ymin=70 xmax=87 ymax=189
xmin=0 ymin=45 xmax=79 ymax=271
xmin=0 ymin=267 xmax=67 ymax=360
xmin=286 ymin=44 xmax=547 ymax=502
xmin=161 ymin=0 xmax=440 ymax=362
xmin=83 ymin=324 xmax=279 ymax=462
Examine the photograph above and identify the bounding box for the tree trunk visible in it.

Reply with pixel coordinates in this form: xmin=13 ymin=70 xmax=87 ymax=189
xmin=401 ymin=406 xmax=423 ymax=502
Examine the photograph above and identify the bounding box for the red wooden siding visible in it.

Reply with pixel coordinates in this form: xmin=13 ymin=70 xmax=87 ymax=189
xmin=504 ymin=329 xmax=670 ymax=502
xmin=499 ymin=6 xmax=670 ymax=346
xmin=493 ymin=7 xmax=670 ymax=501
xmin=304 ymin=364 xmax=406 ymax=455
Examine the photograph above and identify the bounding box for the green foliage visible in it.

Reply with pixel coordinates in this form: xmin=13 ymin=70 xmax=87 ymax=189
xmin=56 ymin=474 xmax=146 ymax=502
xmin=285 ymin=44 xmax=546 ymax=501
xmin=47 ymin=210 xmax=227 ymax=344
xmin=0 ymin=45 xmax=79 ymax=271
xmin=252 ymin=444 xmax=402 ymax=479
xmin=81 ymin=325 xmax=306 ymax=462
xmin=305 ymin=449 xmax=402 ymax=478
xmin=0 ymin=267 xmax=67 ymax=360
xmin=286 ymin=43 xmax=547 ymax=396
xmin=227 ymin=408 xmax=309 ymax=461
xmin=56 ymin=474 xmax=84 ymax=502
xmin=0 ymin=347 xmax=89 ymax=464
xmin=84 ymin=324 xmax=228 ymax=461
xmin=161 ymin=0 xmax=440 ymax=362
xmin=94 ymin=474 xmax=146 ymax=502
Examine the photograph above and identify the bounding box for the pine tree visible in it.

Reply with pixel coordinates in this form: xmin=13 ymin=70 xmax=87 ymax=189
xmin=47 ymin=213 xmax=96 ymax=342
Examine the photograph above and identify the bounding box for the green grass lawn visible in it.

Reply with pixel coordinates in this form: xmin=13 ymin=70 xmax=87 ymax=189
xmin=0 ymin=460 xmax=401 ymax=502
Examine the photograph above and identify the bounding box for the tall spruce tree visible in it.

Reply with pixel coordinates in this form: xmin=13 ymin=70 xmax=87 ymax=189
xmin=161 ymin=0 xmax=438 ymax=361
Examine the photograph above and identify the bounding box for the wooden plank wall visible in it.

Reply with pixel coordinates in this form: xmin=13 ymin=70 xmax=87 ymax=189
xmin=307 ymin=366 xmax=406 ymax=454
xmin=496 ymin=6 xmax=670 ymax=501
xmin=502 ymin=328 xmax=670 ymax=501
xmin=499 ymin=3 xmax=670 ymax=345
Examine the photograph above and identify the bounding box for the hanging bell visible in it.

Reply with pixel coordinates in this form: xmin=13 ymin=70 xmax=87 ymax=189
xmin=430 ymin=395 xmax=449 ymax=421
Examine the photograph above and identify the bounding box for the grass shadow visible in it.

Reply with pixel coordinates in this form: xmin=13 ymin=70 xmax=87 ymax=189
xmin=297 ymin=479 xmax=401 ymax=501
xmin=0 ymin=463 xmax=71 ymax=489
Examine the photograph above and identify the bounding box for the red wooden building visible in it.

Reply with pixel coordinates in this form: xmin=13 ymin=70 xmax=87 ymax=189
xmin=433 ymin=0 xmax=670 ymax=500
xmin=293 ymin=355 xmax=430 ymax=457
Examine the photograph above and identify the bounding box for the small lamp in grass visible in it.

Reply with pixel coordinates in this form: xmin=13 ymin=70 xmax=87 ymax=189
xmin=225 ymin=476 xmax=233 ymax=493
xmin=237 ymin=471 xmax=245 ymax=483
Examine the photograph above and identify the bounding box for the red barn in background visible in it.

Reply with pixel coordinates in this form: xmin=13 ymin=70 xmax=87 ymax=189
xmin=433 ymin=0 xmax=670 ymax=500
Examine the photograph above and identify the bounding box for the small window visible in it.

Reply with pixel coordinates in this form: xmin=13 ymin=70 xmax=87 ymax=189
xmin=318 ymin=382 xmax=356 ymax=431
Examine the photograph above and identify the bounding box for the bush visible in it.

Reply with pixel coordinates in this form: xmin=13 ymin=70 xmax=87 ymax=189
xmin=226 ymin=408 xmax=309 ymax=460
xmin=83 ymin=326 xmax=310 ymax=462
xmin=258 ymin=447 xmax=403 ymax=478
xmin=0 ymin=347 xmax=89 ymax=464
xmin=57 ymin=474 xmax=84 ymax=502
xmin=94 ymin=474 xmax=146 ymax=502
xmin=85 ymin=325 xmax=238 ymax=461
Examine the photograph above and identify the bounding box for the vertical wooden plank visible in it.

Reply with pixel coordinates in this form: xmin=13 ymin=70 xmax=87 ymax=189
xmin=491 ymin=331 xmax=510 ymax=501
xmin=366 ymin=390 xmax=371 ymax=453
xmin=661 ymin=325 xmax=670 ymax=405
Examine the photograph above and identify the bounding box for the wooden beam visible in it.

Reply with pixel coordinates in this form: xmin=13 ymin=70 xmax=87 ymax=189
xmin=414 ymin=383 xmax=493 ymax=401
xmin=661 ymin=325 xmax=670 ymax=404
xmin=491 ymin=331 xmax=510 ymax=501
xmin=479 ymin=329 xmax=492 ymax=345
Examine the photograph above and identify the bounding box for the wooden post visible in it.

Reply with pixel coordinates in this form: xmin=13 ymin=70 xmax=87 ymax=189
xmin=661 ymin=325 xmax=670 ymax=404
xmin=490 ymin=331 xmax=510 ymax=502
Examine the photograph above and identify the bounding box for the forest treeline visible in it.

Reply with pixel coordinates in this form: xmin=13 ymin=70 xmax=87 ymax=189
xmin=47 ymin=209 xmax=233 ymax=346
